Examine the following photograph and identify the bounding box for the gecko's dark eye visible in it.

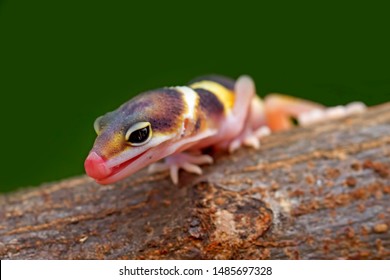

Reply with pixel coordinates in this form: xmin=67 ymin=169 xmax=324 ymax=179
xmin=125 ymin=122 xmax=152 ymax=146
xmin=129 ymin=127 xmax=149 ymax=143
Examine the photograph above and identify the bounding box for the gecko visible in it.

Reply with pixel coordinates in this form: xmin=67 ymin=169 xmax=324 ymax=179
xmin=85 ymin=75 xmax=366 ymax=185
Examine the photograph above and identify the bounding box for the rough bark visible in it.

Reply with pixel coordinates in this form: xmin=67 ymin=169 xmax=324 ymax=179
xmin=0 ymin=103 xmax=389 ymax=260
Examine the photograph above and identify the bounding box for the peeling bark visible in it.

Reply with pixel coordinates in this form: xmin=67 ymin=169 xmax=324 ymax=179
xmin=0 ymin=103 xmax=389 ymax=259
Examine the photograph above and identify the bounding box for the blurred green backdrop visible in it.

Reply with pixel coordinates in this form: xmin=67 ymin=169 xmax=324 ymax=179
xmin=0 ymin=1 xmax=389 ymax=192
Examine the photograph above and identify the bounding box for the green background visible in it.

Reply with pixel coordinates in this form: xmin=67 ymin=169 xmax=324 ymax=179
xmin=0 ymin=1 xmax=389 ymax=192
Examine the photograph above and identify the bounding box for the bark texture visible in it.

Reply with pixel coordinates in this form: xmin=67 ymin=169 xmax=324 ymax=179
xmin=0 ymin=103 xmax=389 ymax=259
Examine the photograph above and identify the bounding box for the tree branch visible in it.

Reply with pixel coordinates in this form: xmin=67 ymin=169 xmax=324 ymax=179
xmin=1 ymin=103 xmax=389 ymax=259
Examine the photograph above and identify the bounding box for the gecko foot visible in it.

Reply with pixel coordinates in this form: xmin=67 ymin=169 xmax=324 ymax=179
xmin=148 ymin=153 xmax=213 ymax=185
xmin=228 ymin=126 xmax=271 ymax=153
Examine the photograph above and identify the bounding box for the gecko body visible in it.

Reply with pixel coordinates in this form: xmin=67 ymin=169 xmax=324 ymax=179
xmin=85 ymin=75 xmax=365 ymax=184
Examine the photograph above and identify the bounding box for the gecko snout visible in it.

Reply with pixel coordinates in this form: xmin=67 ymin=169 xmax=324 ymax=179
xmin=84 ymin=151 xmax=111 ymax=180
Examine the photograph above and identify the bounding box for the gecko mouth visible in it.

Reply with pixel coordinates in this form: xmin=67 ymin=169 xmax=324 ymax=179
xmin=85 ymin=150 xmax=148 ymax=182
xmin=108 ymin=150 xmax=148 ymax=178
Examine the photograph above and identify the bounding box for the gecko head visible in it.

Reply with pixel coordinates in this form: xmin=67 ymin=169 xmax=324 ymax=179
xmin=84 ymin=89 xmax=186 ymax=184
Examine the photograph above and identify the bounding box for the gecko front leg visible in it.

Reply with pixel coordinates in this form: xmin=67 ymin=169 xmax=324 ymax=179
xmin=215 ymin=76 xmax=271 ymax=153
xmin=148 ymin=152 xmax=213 ymax=184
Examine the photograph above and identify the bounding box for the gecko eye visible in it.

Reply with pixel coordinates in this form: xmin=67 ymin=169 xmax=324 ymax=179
xmin=93 ymin=116 xmax=104 ymax=134
xmin=125 ymin=122 xmax=152 ymax=146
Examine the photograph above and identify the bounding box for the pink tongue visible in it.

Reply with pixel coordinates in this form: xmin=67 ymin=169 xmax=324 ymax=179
xmin=84 ymin=152 xmax=111 ymax=180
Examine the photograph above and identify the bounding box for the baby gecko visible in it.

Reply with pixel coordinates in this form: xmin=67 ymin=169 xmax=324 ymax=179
xmin=85 ymin=75 xmax=365 ymax=185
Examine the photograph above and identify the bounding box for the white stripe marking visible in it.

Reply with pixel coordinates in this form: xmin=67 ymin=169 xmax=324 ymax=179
xmin=174 ymin=86 xmax=198 ymax=120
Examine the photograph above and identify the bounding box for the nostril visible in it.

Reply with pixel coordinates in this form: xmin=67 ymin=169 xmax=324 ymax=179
xmin=84 ymin=152 xmax=111 ymax=180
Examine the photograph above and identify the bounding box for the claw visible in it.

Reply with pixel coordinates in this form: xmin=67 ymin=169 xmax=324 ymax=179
xmin=148 ymin=152 xmax=213 ymax=184
xmin=170 ymin=165 xmax=179 ymax=185
xmin=182 ymin=163 xmax=203 ymax=174
xmin=254 ymin=126 xmax=271 ymax=139
xmin=244 ymin=135 xmax=260 ymax=149
xmin=181 ymin=154 xmax=213 ymax=165
xmin=228 ymin=139 xmax=242 ymax=153
xmin=228 ymin=125 xmax=270 ymax=153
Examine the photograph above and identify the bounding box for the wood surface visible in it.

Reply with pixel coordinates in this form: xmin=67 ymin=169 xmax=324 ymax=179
xmin=1 ymin=103 xmax=389 ymax=259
